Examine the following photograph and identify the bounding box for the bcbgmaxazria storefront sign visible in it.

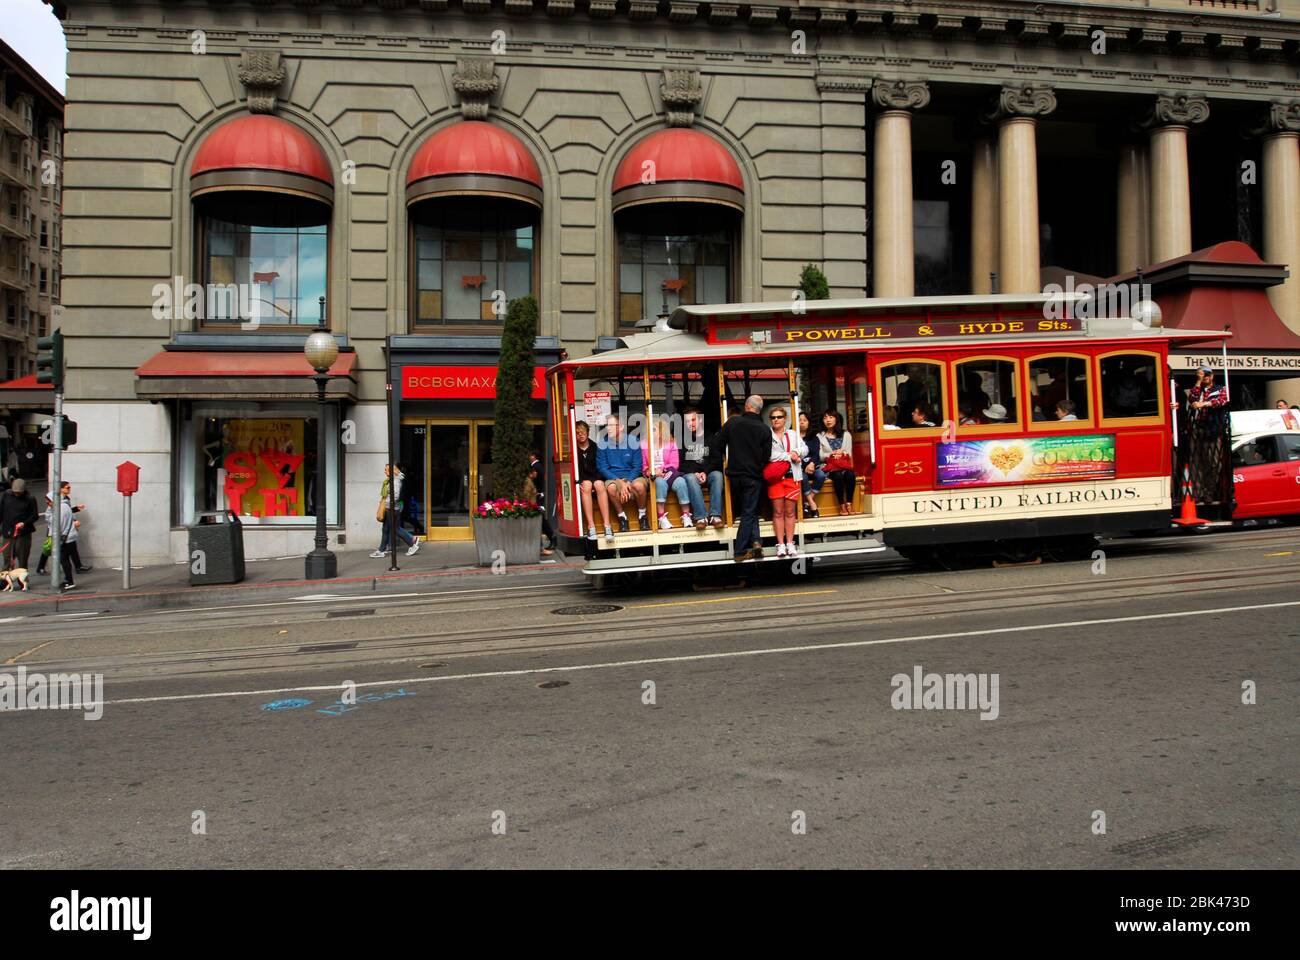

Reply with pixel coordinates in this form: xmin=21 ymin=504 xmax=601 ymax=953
xmin=403 ymin=366 xmax=546 ymax=400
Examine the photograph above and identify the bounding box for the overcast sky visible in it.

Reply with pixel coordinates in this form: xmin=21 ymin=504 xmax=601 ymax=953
xmin=2 ymin=0 xmax=68 ymax=94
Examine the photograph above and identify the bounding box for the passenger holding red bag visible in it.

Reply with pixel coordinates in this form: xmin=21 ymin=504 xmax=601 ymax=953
xmin=815 ymin=409 xmax=856 ymax=515
xmin=764 ymin=406 xmax=807 ymax=558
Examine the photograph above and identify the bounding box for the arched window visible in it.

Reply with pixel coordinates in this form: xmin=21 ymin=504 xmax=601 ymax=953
xmin=190 ymin=115 xmax=333 ymax=328
xmin=612 ymin=129 xmax=744 ymax=326
xmin=406 ymin=121 xmax=542 ymax=328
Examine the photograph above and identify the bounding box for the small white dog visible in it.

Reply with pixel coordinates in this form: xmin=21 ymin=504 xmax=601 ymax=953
xmin=1 ymin=567 xmax=30 ymax=592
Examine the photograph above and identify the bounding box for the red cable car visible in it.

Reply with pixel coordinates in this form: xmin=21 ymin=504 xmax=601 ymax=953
xmin=546 ymin=292 xmax=1229 ymax=578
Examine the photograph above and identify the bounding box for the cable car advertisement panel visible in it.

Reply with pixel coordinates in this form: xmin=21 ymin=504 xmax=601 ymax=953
xmin=935 ymin=434 xmax=1117 ymax=488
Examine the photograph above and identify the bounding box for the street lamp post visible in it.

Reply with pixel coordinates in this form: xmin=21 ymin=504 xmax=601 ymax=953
xmin=304 ymin=314 xmax=338 ymax=580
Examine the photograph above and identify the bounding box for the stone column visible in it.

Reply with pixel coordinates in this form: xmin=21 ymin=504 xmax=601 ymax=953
xmin=970 ymin=136 xmax=998 ymax=294
xmin=1260 ymin=102 xmax=1300 ymax=335
xmin=1139 ymin=94 xmax=1209 ymax=265
xmin=1115 ymin=141 xmax=1150 ymax=273
xmin=870 ymin=79 xmax=929 ymax=298
xmin=987 ymin=86 xmax=1056 ymax=294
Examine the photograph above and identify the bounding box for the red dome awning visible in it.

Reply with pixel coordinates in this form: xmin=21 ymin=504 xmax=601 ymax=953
xmin=406 ymin=121 xmax=543 ymax=208
xmin=191 ymin=115 xmax=334 ymax=204
xmin=612 ymin=128 xmax=744 ymax=213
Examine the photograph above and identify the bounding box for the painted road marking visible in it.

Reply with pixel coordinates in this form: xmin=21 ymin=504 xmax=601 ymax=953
xmin=630 ymin=589 xmax=837 ymax=609
xmin=1264 ymin=551 xmax=1294 ymax=557
xmin=4 ymin=639 xmax=55 ymax=665
xmin=85 ymin=598 xmax=1300 ymax=709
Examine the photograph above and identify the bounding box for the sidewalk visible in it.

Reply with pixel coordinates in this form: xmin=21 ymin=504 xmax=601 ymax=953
xmin=0 ymin=541 xmax=585 ymax=615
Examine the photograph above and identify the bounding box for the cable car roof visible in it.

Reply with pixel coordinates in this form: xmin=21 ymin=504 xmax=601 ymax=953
xmin=553 ymin=317 xmax=1232 ymax=375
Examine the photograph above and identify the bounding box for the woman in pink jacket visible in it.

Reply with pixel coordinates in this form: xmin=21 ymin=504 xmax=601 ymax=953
xmin=642 ymin=419 xmax=692 ymax=529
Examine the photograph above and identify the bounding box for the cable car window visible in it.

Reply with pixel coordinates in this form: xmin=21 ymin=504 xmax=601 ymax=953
xmin=1028 ymin=356 xmax=1090 ymax=422
xmin=880 ymin=361 xmax=944 ymax=429
xmin=955 ymin=358 xmax=1019 ymax=426
xmin=1100 ymin=353 xmax=1160 ymax=420
xmin=1232 ymin=436 xmax=1281 ymax=467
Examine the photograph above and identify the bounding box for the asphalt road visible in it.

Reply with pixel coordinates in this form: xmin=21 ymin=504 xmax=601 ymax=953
xmin=1 ymin=527 xmax=1297 ymax=868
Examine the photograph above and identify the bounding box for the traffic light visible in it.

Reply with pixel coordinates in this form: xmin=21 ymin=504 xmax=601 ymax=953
xmin=36 ymin=329 xmax=63 ymax=391
xmin=39 ymin=416 xmax=77 ymax=449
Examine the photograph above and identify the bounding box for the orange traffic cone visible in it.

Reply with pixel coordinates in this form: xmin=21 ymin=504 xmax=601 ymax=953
xmin=1171 ymin=465 xmax=1207 ymax=527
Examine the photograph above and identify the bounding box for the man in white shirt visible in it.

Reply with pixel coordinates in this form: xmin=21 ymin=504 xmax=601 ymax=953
xmin=1055 ymin=400 xmax=1078 ymax=421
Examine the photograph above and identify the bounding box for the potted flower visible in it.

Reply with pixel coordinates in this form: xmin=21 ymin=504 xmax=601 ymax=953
xmin=474 ymin=497 xmax=543 ymax=566
xmin=475 ymin=295 xmax=543 ymax=566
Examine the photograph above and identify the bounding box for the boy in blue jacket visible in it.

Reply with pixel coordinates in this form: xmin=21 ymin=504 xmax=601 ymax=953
xmin=596 ymin=413 xmax=647 ymax=536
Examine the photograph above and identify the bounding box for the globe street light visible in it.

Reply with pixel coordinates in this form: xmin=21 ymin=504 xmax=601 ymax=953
xmin=304 ymin=318 xmax=338 ymax=580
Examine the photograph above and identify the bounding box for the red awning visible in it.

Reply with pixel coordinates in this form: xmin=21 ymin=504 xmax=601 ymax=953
xmin=135 ymin=350 xmax=357 ymax=401
xmin=406 ymin=121 xmax=542 ymax=208
xmin=612 ymin=128 xmax=744 ymax=212
xmin=0 ymin=374 xmax=52 ymax=391
xmin=1110 ymin=241 xmax=1300 ymax=352
xmin=191 ymin=115 xmax=334 ymax=204
xmin=0 ymin=374 xmax=53 ymax=410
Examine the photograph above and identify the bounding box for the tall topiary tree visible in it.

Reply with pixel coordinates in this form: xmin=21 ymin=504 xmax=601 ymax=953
xmin=492 ymin=294 xmax=539 ymax=502
xmin=797 ymin=265 xmax=830 ymax=404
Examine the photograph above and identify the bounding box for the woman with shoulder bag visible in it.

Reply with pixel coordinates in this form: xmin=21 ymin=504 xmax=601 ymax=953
xmin=817 ymin=409 xmax=856 ymax=515
xmin=372 ymin=463 xmax=420 ymax=558
xmin=764 ymin=406 xmax=807 ymax=558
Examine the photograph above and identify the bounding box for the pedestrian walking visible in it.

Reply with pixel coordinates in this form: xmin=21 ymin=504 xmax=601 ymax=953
xmin=372 ymin=463 xmax=420 ymax=558
xmin=0 ymin=477 xmax=38 ymax=571
xmin=42 ymin=489 xmax=77 ymax=591
xmin=709 ymin=395 xmax=771 ymax=561
xmin=38 ymin=483 xmax=90 ymax=575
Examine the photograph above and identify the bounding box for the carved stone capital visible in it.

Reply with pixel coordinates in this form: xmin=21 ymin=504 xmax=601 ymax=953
xmin=986 ymin=85 xmax=1057 ymax=122
xmin=237 ymin=50 xmax=286 ymax=114
xmin=661 ymin=68 xmax=702 ymax=127
xmin=1248 ymin=101 xmax=1300 ymax=137
xmin=871 ymin=79 xmax=930 ymax=112
xmin=452 ymin=56 xmax=499 ymax=121
xmin=1137 ymin=93 xmax=1210 ymax=129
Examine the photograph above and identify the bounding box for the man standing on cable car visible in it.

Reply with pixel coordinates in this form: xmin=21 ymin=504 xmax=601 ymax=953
xmin=1187 ymin=365 xmax=1229 ymax=504
xmin=710 ymin=395 xmax=771 ymax=561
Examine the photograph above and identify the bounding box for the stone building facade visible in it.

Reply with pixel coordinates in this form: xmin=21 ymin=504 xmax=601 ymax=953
xmin=43 ymin=0 xmax=1300 ymax=565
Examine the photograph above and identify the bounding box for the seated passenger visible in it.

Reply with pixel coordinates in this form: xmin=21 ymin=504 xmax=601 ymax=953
xmin=815 ymin=409 xmax=856 ymax=516
xmin=574 ymin=420 xmax=613 ymax=542
xmin=910 ymin=404 xmax=937 ymax=428
xmin=983 ymin=403 xmax=1009 ymax=425
xmin=799 ymin=410 xmax=825 ymax=517
xmin=680 ymin=406 xmax=726 ymax=529
xmin=642 ymin=418 xmax=690 ymax=530
xmin=1055 ymin=399 xmax=1078 ymax=421
xmin=882 ymin=406 xmax=902 ymax=430
xmin=596 ymin=413 xmax=648 ymax=533
xmin=958 ymin=402 xmax=982 ymax=427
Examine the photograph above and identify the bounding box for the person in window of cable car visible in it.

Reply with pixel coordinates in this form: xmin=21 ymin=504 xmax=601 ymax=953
xmin=597 ymin=413 xmax=649 ymax=533
xmin=574 ymin=420 xmax=614 ymax=543
xmin=814 ymin=409 xmax=856 ymax=516
xmin=708 ymin=394 xmax=771 ymax=562
xmin=680 ymin=407 xmax=726 ymax=530
xmin=1055 ymin=399 xmax=1078 ymax=422
xmin=958 ymin=401 xmax=982 ymax=427
xmin=1276 ymin=399 xmax=1290 ymax=410
xmin=982 ymin=403 xmax=1008 ymax=425
xmin=910 ymin=403 xmax=937 ymax=428
xmin=766 ymin=405 xmax=807 ymax=558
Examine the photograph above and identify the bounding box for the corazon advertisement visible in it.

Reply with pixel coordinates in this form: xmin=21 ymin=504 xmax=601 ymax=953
xmin=936 ymin=434 xmax=1117 ymax=487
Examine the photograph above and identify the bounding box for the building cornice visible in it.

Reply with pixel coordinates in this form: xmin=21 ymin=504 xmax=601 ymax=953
xmin=43 ymin=0 xmax=1300 ymax=64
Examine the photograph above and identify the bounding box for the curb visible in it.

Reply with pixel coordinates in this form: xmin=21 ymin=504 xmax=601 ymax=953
xmin=1 ymin=558 xmax=586 ymax=616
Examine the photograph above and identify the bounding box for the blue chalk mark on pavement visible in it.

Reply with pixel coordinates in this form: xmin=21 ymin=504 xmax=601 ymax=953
xmin=261 ymin=698 xmax=314 ymax=712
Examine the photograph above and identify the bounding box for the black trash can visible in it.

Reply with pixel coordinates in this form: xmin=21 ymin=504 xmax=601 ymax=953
xmin=188 ymin=510 xmax=246 ymax=585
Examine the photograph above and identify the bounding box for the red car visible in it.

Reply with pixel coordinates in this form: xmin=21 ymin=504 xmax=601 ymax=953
xmin=1230 ymin=411 xmax=1300 ymax=521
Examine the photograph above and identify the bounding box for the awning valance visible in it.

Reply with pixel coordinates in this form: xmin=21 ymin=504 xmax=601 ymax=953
xmin=612 ymin=128 xmax=744 ymax=213
xmin=0 ymin=373 xmax=53 ymax=409
xmin=406 ymin=121 xmax=543 ymax=208
xmin=191 ymin=115 xmax=334 ymax=205
xmin=135 ymin=350 xmax=357 ymax=401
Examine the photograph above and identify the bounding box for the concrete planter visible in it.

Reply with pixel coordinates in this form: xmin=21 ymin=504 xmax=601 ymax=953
xmin=474 ymin=515 xmax=542 ymax=567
